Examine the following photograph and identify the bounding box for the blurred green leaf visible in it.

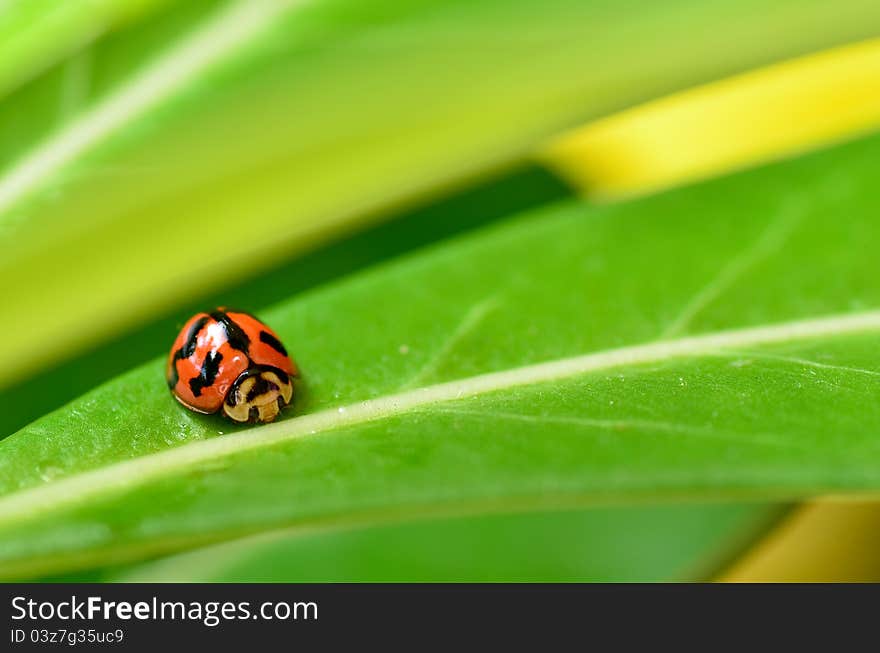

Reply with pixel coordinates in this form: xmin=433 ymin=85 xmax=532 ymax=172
xmin=0 ymin=132 xmax=879 ymax=578
xmin=0 ymin=0 xmax=173 ymax=100
xmin=3 ymin=0 xmax=879 ymax=388
xmin=112 ymin=504 xmax=784 ymax=582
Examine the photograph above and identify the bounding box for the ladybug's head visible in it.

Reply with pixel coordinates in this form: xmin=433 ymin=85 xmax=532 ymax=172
xmin=223 ymin=366 xmax=293 ymax=423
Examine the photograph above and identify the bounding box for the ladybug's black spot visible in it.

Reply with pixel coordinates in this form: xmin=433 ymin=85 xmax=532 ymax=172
xmin=182 ymin=316 xmax=210 ymax=358
xmin=210 ymin=310 xmax=250 ymax=353
xmin=259 ymin=330 xmax=288 ymax=356
xmin=189 ymin=350 xmax=223 ymax=397
xmin=167 ymin=315 xmax=210 ymax=389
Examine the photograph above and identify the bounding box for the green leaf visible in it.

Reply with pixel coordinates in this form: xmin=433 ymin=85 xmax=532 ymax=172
xmin=1 ymin=132 xmax=879 ymax=579
xmin=0 ymin=0 xmax=172 ymax=100
xmin=0 ymin=165 xmax=570 ymax=440
xmin=3 ymin=0 xmax=879 ymax=388
xmin=111 ymin=505 xmax=784 ymax=582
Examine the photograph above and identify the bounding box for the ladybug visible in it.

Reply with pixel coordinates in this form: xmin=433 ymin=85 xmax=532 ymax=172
xmin=166 ymin=308 xmax=298 ymax=423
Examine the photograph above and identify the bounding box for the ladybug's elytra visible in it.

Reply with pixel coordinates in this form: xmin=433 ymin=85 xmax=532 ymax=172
xmin=166 ymin=308 xmax=298 ymax=423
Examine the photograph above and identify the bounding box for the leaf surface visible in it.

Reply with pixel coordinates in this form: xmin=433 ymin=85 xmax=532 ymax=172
xmin=113 ymin=505 xmax=782 ymax=582
xmin=2 ymin=133 xmax=880 ymax=578
xmin=0 ymin=0 xmax=172 ymax=100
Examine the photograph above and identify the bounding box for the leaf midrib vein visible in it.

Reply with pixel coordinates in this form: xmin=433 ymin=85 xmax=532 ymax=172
xmin=2 ymin=309 xmax=880 ymax=526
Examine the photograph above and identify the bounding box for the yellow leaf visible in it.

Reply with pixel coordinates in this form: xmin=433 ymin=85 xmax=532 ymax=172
xmin=543 ymin=38 xmax=880 ymax=199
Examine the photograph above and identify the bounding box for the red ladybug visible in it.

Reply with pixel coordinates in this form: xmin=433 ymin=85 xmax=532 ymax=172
xmin=166 ymin=308 xmax=298 ymax=423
